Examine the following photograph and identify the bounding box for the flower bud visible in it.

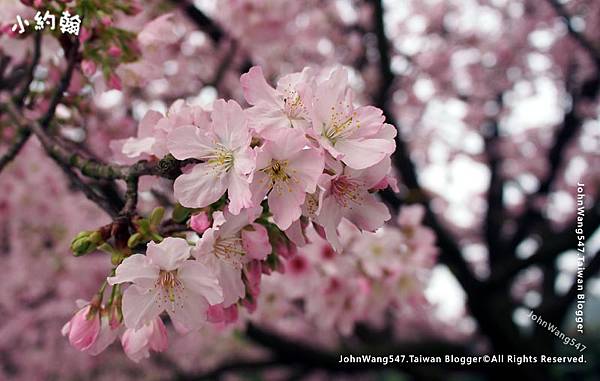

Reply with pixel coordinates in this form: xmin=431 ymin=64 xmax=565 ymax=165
xmin=107 ymin=45 xmax=122 ymax=58
xmin=149 ymin=207 xmax=165 ymax=227
xmin=101 ymin=16 xmax=112 ymax=27
xmin=108 ymin=73 xmax=122 ymax=90
xmin=81 ymin=59 xmax=97 ymax=76
xmin=79 ymin=27 xmax=92 ymax=43
xmin=62 ymin=305 xmax=100 ymax=351
xmin=127 ymin=232 xmax=143 ymax=248
xmin=242 ymin=223 xmax=272 ymax=260
xmin=70 ymin=231 xmax=101 ymax=256
xmin=189 ymin=211 xmax=211 ymax=234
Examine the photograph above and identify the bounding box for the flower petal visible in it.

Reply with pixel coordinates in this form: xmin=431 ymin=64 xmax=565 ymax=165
xmin=241 ymin=66 xmax=280 ymax=107
xmin=334 ymin=138 xmax=395 ymax=169
xmin=122 ymin=285 xmax=163 ymax=330
xmin=173 ymin=163 xmax=228 ymax=208
xmin=166 ymin=288 xmax=210 ymax=331
xmin=107 ymin=254 xmax=159 ymax=289
xmin=146 ymin=237 xmax=191 ymax=271
xmin=167 ymin=125 xmax=214 ymax=160
xmin=178 ymin=261 xmax=224 ymax=305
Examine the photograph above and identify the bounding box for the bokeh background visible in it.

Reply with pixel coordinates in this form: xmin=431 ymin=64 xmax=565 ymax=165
xmin=0 ymin=0 xmax=599 ymax=380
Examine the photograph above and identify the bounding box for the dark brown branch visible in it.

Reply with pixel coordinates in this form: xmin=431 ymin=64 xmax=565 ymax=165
xmin=545 ymin=0 xmax=600 ymax=69
xmin=174 ymin=359 xmax=280 ymax=381
xmin=121 ymin=176 xmax=139 ymax=216
xmin=15 ymin=33 xmax=42 ymax=106
xmin=0 ymin=127 xmax=30 ymax=173
xmin=540 ymin=249 xmax=600 ymax=326
xmin=489 ymin=199 xmax=600 ymax=286
xmin=484 ymin=116 xmax=504 ymax=263
xmin=506 ymin=72 xmax=593 ymax=256
xmin=0 ymin=34 xmax=43 ymax=173
xmin=0 ymin=38 xmax=79 ymax=174
xmin=171 ymin=0 xmax=226 ymax=43
xmin=59 ymin=165 xmax=121 ymax=218
xmin=40 ymin=38 xmax=80 ymax=127
xmin=370 ymin=0 xmax=479 ymax=294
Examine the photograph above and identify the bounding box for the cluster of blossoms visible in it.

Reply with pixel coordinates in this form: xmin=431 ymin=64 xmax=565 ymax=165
xmin=253 ymin=205 xmax=445 ymax=343
xmin=63 ymin=65 xmax=399 ymax=361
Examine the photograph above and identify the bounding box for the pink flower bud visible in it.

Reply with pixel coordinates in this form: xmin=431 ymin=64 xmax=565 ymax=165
xmin=241 ymin=298 xmax=257 ymax=313
xmin=207 ymin=304 xmax=239 ymax=324
xmin=244 ymin=260 xmax=262 ymax=296
xmin=242 ymin=223 xmax=271 ymax=260
xmin=101 ymin=16 xmax=112 ymax=26
xmin=81 ymin=60 xmax=97 ymax=76
xmin=190 ymin=212 xmax=211 ymax=234
xmin=108 ymin=73 xmax=122 ymax=90
xmin=33 ymin=0 xmax=43 ymax=7
xmin=275 ymin=239 xmax=297 ymax=259
xmin=125 ymin=1 xmax=143 ymax=15
xmin=62 ymin=305 xmax=100 ymax=351
xmin=79 ymin=27 xmax=92 ymax=43
xmin=107 ymin=45 xmax=122 ymax=58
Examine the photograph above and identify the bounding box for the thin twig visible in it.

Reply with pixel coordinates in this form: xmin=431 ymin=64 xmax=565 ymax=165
xmin=15 ymin=32 xmax=42 ymax=106
xmin=0 ymin=38 xmax=79 ymax=175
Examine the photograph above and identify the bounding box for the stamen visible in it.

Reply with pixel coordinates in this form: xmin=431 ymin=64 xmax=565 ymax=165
xmin=331 ymin=175 xmax=364 ymax=207
xmin=322 ymin=106 xmax=360 ymax=144
xmin=154 ymin=270 xmax=185 ymax=312
xmin=260 ymin=159 xmax=299 ymax=195
xmin=203 ymin=143 xmax=234 ymax=174
xmin=214 ymin=237 xmax=245 ymax=270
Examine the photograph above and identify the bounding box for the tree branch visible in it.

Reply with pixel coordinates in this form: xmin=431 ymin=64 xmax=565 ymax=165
xmin=545 ymin=0 xmax=600 ymax=69
xmin=370 ymin=0 xmax=480 ymax=295
xmin=171 ymin=0 xmax=226 ymax=43
xmin=15 ymin=32 xmax=42 ymax=106
xmin=489 ymin=199 xmax=600 ymax=286
xmin=0 ymin=37 xmax=79 ymax=175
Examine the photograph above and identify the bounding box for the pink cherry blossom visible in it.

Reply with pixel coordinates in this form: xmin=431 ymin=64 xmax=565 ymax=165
xmin=107 ymin=237 xmax=224 ymax=331
xmin=193 ymin=206 xmax=262 ymax=307
xmin=121 ymin=316 xmax=168 ymax=363
xmin=251 ymin=128 xmax=324 ymax=230
xmin=111 ymin=101 xmax=210 ymax=162
xmin=310 ymin=67 xmax=396 ymax=169
xmin=167 ymin=99 xmax=255 ymax=214
xmin=317 ymin=157 xmax=392 ymax=251
xmin=118 ymin=110 xmax=164 ymax=159
xmin=241 ymin=66 xmax=314 ymax=138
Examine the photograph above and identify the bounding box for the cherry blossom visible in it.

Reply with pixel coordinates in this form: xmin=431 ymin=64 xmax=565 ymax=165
xmin=193 ymin=206 xmax=263 ymax=307
xmin=241 ymin=66 xmax=314 ymax=138
xmin=316 ymin=156 xmax=393 ymax=251
xmin=167 ymin=99 xmax=255 ymax=214
xmin=310 ymin=67 xmax=396 ymax=169
xmin=251 ymin=128 xmax=324 ymax=229
xmin=107 ymin=237 xmax=223 ymax=330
